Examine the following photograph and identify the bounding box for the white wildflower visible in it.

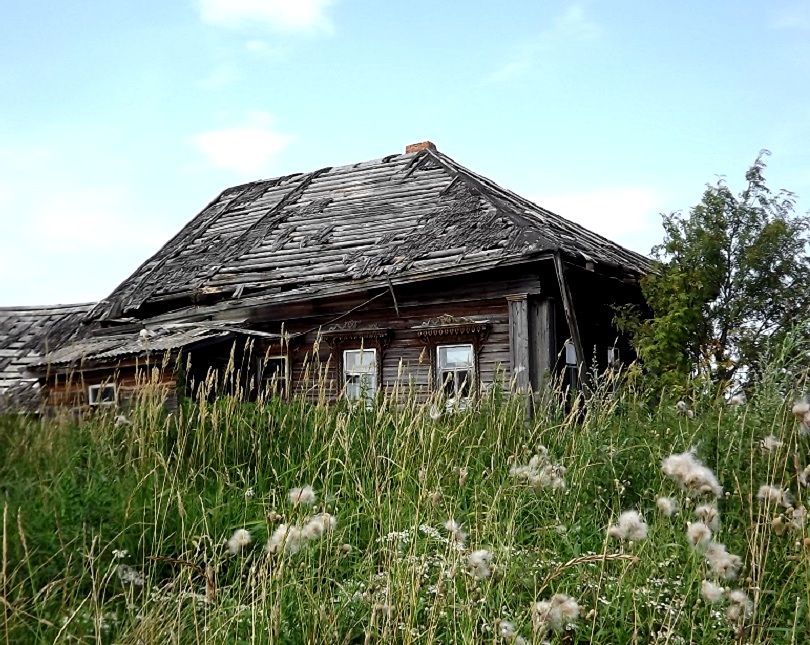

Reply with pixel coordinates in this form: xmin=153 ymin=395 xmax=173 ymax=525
xmin=116 ymin=564 xmax=145 ymax=587
xmin=607 ymin=510 xmax=648 ymax=542
xmin=112 ymin=549 xmax=129 ymax=559
xmin=509 ymin=447 xmax=567 ymax=491
xmin=661 ymin=451 xmax=723 ymax=497
xmin=686 ymin=521 xmax=713 ymax=551
xmin=676 ymin=400 xmax=689 ymax=414
xmin=267 ymin=524 xmax=304 ymax=555
xmin=726 ymin=589 xmax=753 ymax=623
xmin=701 ymin=580 xmax=725 ymax=603
xmin=705 ymin=541 xmax=743 ymax=580
xmin=467 ymin=549 xmax=492 ymax=580
xmin=757 ymin=484 xmax=793 ymax=509
xmin=288 ymin=485 xmax=316 ymax=506
xmin=227 ymin=529 xmax=252 ymax=555
xmin=694 ymin=504 xmax=720 ymax=532
xmin=656 ymin=496 xmax=679 ymax=517
xmin=759 ymin=435 xmax=783 ymax=453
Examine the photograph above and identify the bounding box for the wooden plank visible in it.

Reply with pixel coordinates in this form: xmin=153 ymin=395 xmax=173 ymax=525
xmin=553 ymin=253 xmax=587 ymax=380
xmin=530 ymin=297 xmax=556 ymax=390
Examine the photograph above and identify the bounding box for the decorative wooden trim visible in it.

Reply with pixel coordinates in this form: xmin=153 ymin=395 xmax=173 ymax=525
xmin=413 ymin=315 xmax=490 ymax=393
xmin=320 ymin=323 xmax=390 ymax=395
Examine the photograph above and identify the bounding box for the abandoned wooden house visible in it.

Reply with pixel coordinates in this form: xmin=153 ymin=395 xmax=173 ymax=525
xmin=0 ymin=303 xmax=93 ymax=412
xmin=28 ymin=142 xmax=651 ymax=411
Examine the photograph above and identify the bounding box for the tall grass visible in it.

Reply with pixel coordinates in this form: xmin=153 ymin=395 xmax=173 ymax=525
xmin=2 ymin=350 xmax=810 ymax=643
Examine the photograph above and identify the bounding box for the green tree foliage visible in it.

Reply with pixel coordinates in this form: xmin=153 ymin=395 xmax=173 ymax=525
xmin=618 ymin=151 xmax=810 ymax=387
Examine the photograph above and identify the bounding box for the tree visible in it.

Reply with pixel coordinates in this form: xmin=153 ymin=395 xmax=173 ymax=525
xmin=618 ymin=151 xmax=810 ymax=388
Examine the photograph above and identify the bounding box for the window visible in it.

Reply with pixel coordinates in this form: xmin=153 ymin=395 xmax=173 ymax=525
xmin=607 ymin=346 xmax=621 ymax=370
xmin=437 ymin=344 xmax=474 ymax=400
xmin=343 ymin=348 xmax=377 ymax=404
xmin=258 ymin=355 xmax=289 ymax=398
xmin=564 ymin=339 xmax=578 ymax=390
xmin=88 ymin=383 xmax=117 ymax=406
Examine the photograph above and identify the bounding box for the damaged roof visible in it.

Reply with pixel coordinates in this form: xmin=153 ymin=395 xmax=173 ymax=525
xmin=0 ymin=303 xmax=94 ymax=410
xmin=34 ymin=322 xmax=275 ymax=370
xmin=91 ymin=147 xmax=652 ymax=322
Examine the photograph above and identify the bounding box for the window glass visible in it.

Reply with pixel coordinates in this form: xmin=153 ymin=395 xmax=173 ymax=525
xmin=437 ymin=344 xmax=474 ymax=400
xmin=89 ymin=384 xmax=117 ymax=406
xmin=344 ymin=349 xmax=377 ymax=403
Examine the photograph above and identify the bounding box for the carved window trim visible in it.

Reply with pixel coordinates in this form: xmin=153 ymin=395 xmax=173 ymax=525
xmin=413 ymin=315 xmax=489 ymax=394
xmin=321 ymin=324 xmax=390 ymax=396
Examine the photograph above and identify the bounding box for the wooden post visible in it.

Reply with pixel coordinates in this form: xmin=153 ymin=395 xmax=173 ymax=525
xmin=530 ymin=297 xmax=556 ymax=390
xmin=553 ymin=253 xmax=587 ymax=379
xmin=506 ymin=294 xmax=531 ymax=392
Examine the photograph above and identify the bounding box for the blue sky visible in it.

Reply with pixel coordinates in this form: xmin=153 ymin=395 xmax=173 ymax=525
xmin=2 ymin=0 xmax=809 ymax=305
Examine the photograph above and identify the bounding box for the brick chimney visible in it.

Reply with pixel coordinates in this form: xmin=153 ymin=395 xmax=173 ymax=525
xmin=405 ymin=141 xmax=436 ymax=153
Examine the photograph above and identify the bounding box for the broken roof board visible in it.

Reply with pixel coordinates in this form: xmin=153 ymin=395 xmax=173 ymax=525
xmin=92 ymin=149 xmax=652 ymax=322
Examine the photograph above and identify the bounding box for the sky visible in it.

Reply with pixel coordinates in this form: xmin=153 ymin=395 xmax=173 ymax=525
xmin=2 ymin=0 xmax=809 ymax=306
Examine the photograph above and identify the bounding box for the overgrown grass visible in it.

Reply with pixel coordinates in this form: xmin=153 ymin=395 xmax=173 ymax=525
xmin=2 ymin=356 xmax=810 ymax=643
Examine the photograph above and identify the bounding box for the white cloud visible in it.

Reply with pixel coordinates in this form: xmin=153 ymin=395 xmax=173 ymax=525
xmin=490 ymin=4 xmax=601 ymax=82
xmin=198 ymin=0 xmax=335 ymax=34
xmin=534 ymin=187 xmax=662 ymax=252
xmin=191 ymin=111 xmax=296 ymax=175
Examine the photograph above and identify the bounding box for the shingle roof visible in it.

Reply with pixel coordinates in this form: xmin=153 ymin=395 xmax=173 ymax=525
xmin=91 ymin=148 xmax=652 ymax=322
xmin=0 ymin=303 xmax=94 ymax=410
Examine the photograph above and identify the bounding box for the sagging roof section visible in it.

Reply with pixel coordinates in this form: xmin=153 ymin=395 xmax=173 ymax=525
xmin=0 ymin=303 xmax=94 ymax=410
xmin=90 ymin=148 xmax=652 ymax=322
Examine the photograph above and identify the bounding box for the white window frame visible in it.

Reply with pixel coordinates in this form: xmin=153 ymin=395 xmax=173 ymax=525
xmin=88 ymin=383 xmax=117 ymax=406
xmin=436 ymin=344 xmax=475 ymax=402
xmin=343 ymin=348 xmax=377 ymax=404
xmin=257 ymin=355 xmax=290 ymax=399
xmin=607 ymin=346 xmax=621 ymax=370
xmin=564 ymin=339 xmax=578 ymax=390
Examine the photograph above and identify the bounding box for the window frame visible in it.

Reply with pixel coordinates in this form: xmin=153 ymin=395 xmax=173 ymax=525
xmin=342 ymin=347 xmax=378 ymax=404
xmin=88 ymin=383 xmax=117 ymax=407
xmin=257 ymin=354 xmax=290 ymax=399
xmin=436 ymin=343 xmax=476 ymax=402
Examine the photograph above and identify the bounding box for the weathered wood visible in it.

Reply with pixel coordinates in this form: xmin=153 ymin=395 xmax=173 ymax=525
xmin=553 ymin=253 xmax=586 ymax=379
xmin=506 ymin=294 xmax=531 ymax=392
xmin=530 ymin=297 xmax=556 ymax=390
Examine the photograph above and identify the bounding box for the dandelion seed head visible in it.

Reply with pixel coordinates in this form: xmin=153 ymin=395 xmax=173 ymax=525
xmin=467 ymin=549 xmax=492 ymax=580
xmin=499 ymin=620 xmax=516 ymax=639
xmin=227 ymin=528 xmax=252 ymax=555
xmin=759 ymin=435 xmax=783 ymax=453
xmin=701 ymin=580 xmax=725 ymax=603
xmin=267 ymin=524 xmax=304 ymax=555
xmin=607 ymin=510 xmax=648 ymax=542
xmin=705 ymin=541 xmax=743 ymax=580
xmin=694 ymin=504 xmax=720 ymax=532
xmin=288 ymin=485 xmax=316 ymax=506
xmin=686 ymin=522 xmax=713 ymax=551
xmin=792 ymin=399 xmax=810 ymax=419
xmin=757 ymin=484 xmax=793 ymax=509
xmin=657 ymin=496 xmax=679 ymax=517
xmin=676 ymin=400 xmax=689 ymax=413
xmin=726 ymin=589 xmax=752 ymax=623
xmin=662 ymin=451 xmax=722 ymax=497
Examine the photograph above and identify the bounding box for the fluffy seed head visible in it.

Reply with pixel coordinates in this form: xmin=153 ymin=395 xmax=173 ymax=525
xmin=662 ymin=451 xmax=723 ymax=497
xmin=532 ymin=594 xmax=580 ymax=632
xmin=267 ymin=524 xmax=304 ymax=555
xmin=705 ymin=541 xmax=743 ymax=580
xmin=701 ymin=580 xmax=725 ymax=603
xmin=760 ymin=435 xmax=783 ymax=453
xmin=657 ymin=496 xmax=679 ymax=517
xmin=757 ymin=484 xmax=793 ymax=509
xmin=792 ymin=399 xmax=810 ymax=419
xmin=288 ymin=485 xmax=316 ymax=506
xmin=686 ymin=522 xmax=713 ymax=551
xmin=726 ymin=589 xmax=753 ymax=623
xmin=694 ymin=504 xmax=720 ymax=532
xmin=302 ymin=512 xmax=336 ymax=541
xmin=467 ymin=549 xmax=492 ymax=580
xmin=499 ymin=620 xmax=516 ymax=639
xmin=443 ymin=519 xmax=467 ymax=544
xmin=607 ymin=510 xmax=648 ymax=542
xmin=227 ymin=528 xmax=252 ymax=555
